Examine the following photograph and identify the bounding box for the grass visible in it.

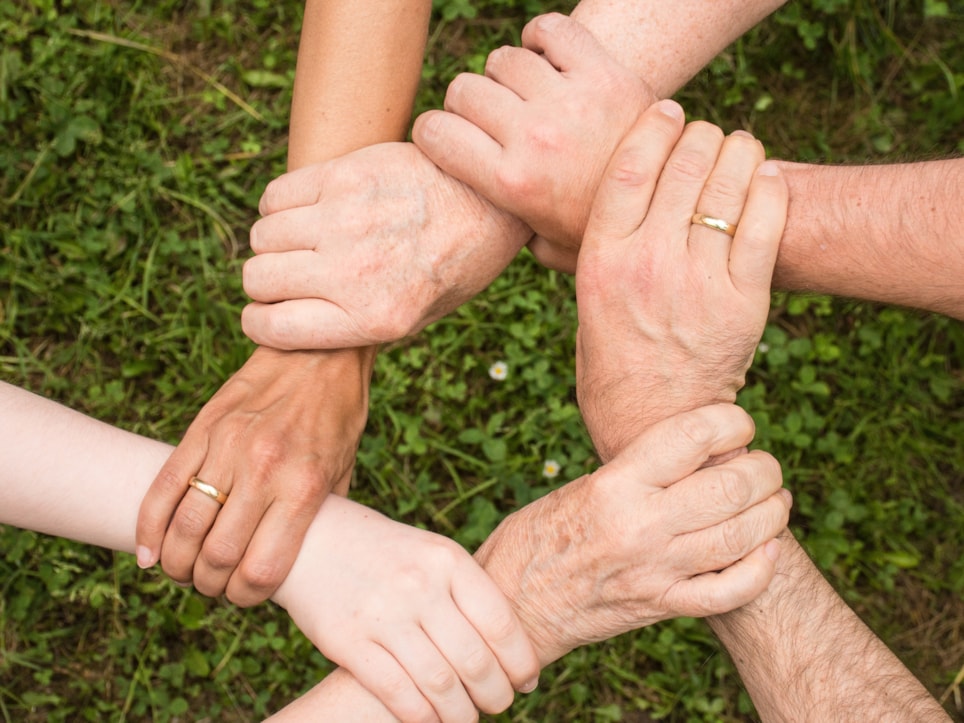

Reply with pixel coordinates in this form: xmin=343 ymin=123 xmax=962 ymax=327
xmin=1 ymin=0 xmax=963 ymax=720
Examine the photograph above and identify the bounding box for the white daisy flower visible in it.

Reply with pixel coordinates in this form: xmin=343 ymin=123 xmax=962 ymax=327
xmin=488 ymin=361 xmax=508 ymax=381
xmin=542 ymin=459 xmax=561 ymax=479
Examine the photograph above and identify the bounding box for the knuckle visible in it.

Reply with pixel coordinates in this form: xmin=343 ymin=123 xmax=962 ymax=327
xmin=258 ymin=177 xmax=282 ymax=216
xmin=702 ymin=171 xmax=748 ymax=205
xmin=377 ymin=674 xmax=436 ymax=723
xmin=200 ymin=536 xmax=245 ymax=572
xmin=425 ymin=665 xmax=458 ymax=695
xmin=461 ymin=647 xmax=495 ymax=683
xmin=444 ymin=73 xmax=472 ymax=109
xmin=494 ymin=163 xmax=537 ymax=199
xmin=235 ymin=556 xmax=286 ymax=599
xmin=607 ymin=146 xmax=661 ymax=190
xmin=170 ymin=504 xmax=212 ymax=540
xmin=717 ymin=517 xmax=753 ymax=561
xmin=674 ymin=409 xmax=716 ymax=451
xmin=154 ymin=465 xmax=189 ymax=496
xmin=246 ymin=437 xmax=286 ymax=476
xmin=483 ymin=606 xmax=522 ymax=646
xmin=716 ymin=466 xmax=753 ymax=512
xmin=367 ymin=306 xmax=415 ymax=344
xmin=484 ymin=45 xmax=513 ymax=75
xmin=666 ymin=146 xmax=714 ymax=182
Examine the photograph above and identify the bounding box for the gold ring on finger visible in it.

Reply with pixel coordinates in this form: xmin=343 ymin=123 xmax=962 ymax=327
xmin=188 ymin=476 xmax=229 ymax=505
xmin=691 ymin=212 xmax=737 ymax=237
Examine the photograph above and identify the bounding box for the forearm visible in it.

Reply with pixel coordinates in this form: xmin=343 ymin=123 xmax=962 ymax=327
xmin=0 ymin=382 xmax=170 ymax=551
xmin=708 ymin=531 xmax=949 ymax=721
xmin=288 ymin=0 xmax=430 ymax=168
xmin=570 ymin=0 xmax=786 ymax=97
xmin=775 ymin=159 xmax=964 ymax=319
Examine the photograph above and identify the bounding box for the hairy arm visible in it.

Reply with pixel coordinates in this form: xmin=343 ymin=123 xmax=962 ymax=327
xmin=708 ymin=532 xmax=950 ymax=721
xmin=569 ymin=0 xmax=785 ymax=96
xmin=775 ymin=159 xmax=964 ymax=319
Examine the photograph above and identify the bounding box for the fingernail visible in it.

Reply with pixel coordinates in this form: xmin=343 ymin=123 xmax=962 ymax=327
xmin=757 ymin=160 xmax=780 ymax=176
xmin=136 ymin=545 xmax=156 ymax=569
xmin=173 ymin=581 xmax=192 ymax=589
xmin=656 ymin=99 xmax=684 ymax=120
xmin=730 ymin=129 xmax=754 ymax=139
xmin=779 ymin=488 xmax=793 ymax=509
xmin=519 ymin=678 xmax=539 ymax=694
xmin=765 ymin=539 xmax=781 ymax=561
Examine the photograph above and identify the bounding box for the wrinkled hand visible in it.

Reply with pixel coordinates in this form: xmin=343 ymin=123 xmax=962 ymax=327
xmin=575 ymin=102 xmax=788 ymax=461
xmin=413 ymin=13 xmax=654 ymax=273
xmin=273 ymin=494 xmax=540 ymax=723
xmin=136 ymin=346 xmax=373 ymax=606
xmin=475 ymin=404 xmax=789 ymax=666
xmin=241 ymin=142 xmax=531 ymax=350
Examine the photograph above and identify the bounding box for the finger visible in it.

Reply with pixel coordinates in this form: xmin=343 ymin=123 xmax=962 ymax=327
xmin=136 ymin=437 xmax=208 ymax=569
xmin=678 ymin=491 xmax=791 ymax=573
xmin=661 ymin=450 xmax=784 ymax=535
xmin=412 ymin=109 xmax=504 ymax=199
xmin=728 ymin=160 xmax=788 ymax=296
xmin=688 ymin=130 xmax=765 ymax=269
xmin=670 ymin=537 xmax=783 ymax=618
xmin=452 ymin=566 xmax=540 ymax=698
xmin=644 ymin=120 xmax=725 ymax=244
xmin=601 ymin=404 xmax=756 ymax=490
xmin=582 ymin=99 xmax=686 ymax=246
xmin=258 ymin=164 xmax=331 ymax=216
xmin=242 ymin=250 xmax=331 ymax=303
xmin=422 ymin=609 xmax=516 ymax=716
xmin=521 ymin=13 xmax=603 ymax=73
xmin=483 ymin=45 xmax=559 ymax=100
xmin=442 ymin=71 xmax=523 ymax=146
xmin=340 ymin=640 xmax=439 ymax=723
xmin=191 ymin=476 xmax=269 ymax=599
xmin=158 ymin=464 xmax=229 ymax=584
xmin=223 ymin=496 xmax=320 ymax=607
xmin=248 ymin=204 xmax=334 ymax=254
xmin=241 ymin=299 xmax=367 ymax=350
xmin=380 ymin=628 xmax=476 ymax=723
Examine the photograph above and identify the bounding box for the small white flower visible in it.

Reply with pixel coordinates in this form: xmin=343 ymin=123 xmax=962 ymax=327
xmin=488 ymin=361 xmax=508 ymax=381
xmin=757 ymin=342 xmax=770 ymax=354
xmin=542 ymin=459 xmax=561 ymax=479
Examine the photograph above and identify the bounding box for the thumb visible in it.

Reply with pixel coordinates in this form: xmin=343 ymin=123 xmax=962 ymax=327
xmin=600 ymin=404 xmax=756 ymax=490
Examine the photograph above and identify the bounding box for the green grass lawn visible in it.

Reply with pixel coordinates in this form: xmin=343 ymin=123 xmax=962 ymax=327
xmin=2 ymin=0 xmax=963 ymax=720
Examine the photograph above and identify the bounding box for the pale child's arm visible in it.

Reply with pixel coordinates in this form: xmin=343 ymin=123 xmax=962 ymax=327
xmin=2 ymin=381 xmax=539 ymax=721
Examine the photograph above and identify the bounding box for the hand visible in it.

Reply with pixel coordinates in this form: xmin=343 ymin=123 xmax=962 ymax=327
xmin=475 ymin=404 xmax=790 ymax=666
xmin=241 ymin=142 xmax=532 ymax=350
xmin=273 ymin=495 xmax=540 ymax=723
xmin=575 ymin=104 xmax=788 ymax=461
xmin=413 ymin=12 xmax=655 ymax=273
xmin=135 ymin=346 xmax=374 ymax=606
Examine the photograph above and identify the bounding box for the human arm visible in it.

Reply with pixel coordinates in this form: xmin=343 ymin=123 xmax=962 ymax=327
xmin=415 ymin=13 xmax=964 ymax=316
xmin=269 ymin=403 xmax=791 ymax=720
xmin=0 ymin=381 xmax=789 ymax=719
xmin=571 ymin=91 xmax=947 ymax=719
xmin=0 ymin=380 xmax=540 ymax=721
xmin=135 ymin=0 xmax=434 ymax=605
xmin=772 ymin=159 xmax=964 ymax=319
xmin=706 ymin=531 xmax=951 ymax=722
xmin=240 ymin=1 xmax=785 ymax=350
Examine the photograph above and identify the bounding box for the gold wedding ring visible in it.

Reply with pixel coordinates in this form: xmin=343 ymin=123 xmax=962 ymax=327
xmin=188 ymin=477 xmax=229 ymax=505
xmin=691 ymin=213 xmax=737 ymax=237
